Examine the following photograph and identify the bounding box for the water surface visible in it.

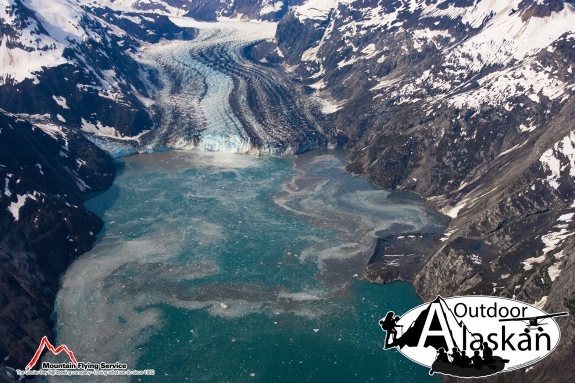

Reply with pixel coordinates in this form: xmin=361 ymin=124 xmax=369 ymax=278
xmin=49 ymin=149 xmax=444 ymax=382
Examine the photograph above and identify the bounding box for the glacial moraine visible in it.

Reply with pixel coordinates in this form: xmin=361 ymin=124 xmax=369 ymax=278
xmin=124 ymin=19 xmax=335 ymax=157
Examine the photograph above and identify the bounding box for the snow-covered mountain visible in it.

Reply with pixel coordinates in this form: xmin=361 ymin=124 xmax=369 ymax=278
xmin=266 ymin=1 xmax=575 ymax=381
xmin=2 ymin=1 xmax=575 ymax=382
xmin=0 ymin=0 xmax=201 ymax=141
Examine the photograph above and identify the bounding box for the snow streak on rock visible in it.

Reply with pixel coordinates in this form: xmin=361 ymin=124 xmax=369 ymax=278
xmin=540 ymin=130 xmax=575 ymax=190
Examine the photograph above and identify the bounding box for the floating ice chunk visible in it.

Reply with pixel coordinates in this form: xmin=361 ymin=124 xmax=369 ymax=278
xmin=278 ymin=292 xmax=321 ymax=301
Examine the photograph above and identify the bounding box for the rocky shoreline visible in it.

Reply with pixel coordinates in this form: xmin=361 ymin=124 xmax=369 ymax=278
xmin=0 ymin=111 xmax=115 ymax=372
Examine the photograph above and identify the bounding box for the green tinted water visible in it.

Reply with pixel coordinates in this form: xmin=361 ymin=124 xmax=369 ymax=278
xmin=49 ymin=149 xmax=444 ymax=382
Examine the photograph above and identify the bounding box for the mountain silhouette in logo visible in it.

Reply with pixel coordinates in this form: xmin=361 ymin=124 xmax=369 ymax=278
xmin=380 ymin=296 xmax=510 ymax=378
xmin=388 ymin=296 xmax=461 ymax=350
xmin=26 ymin=336 xmax=78 ymax=370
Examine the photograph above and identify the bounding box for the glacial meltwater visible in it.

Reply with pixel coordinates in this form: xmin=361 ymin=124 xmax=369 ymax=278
xmin=47 ymin=149 xmax=446 ymax=382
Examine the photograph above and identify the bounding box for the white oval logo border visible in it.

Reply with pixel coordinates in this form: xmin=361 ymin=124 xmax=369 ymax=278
xmin=384 ymin=295 xmax=563 ymax=377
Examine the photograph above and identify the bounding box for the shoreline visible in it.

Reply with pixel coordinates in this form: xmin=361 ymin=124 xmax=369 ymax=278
xmin=43 ymin=145 xmax=441 ymax=383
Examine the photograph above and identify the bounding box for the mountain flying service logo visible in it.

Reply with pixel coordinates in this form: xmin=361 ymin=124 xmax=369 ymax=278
xmin=16 ymin=337 xmax=155 ymax=378
xmin=380 ymin=296 xmax=568 ymax=378
xmin=25 ymin=336 xmax=78 ymax=370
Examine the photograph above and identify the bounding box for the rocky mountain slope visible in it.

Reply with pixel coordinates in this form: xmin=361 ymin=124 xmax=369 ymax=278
xmin=0 ymin=0 xmax=330 ymax=374
xmin=0 ymin=0 xmax=198 ymax=143
xmin=263 ymin=0 xmax=575 ymax=381
xmin=0 ymin=110 xmax=114 ymax=371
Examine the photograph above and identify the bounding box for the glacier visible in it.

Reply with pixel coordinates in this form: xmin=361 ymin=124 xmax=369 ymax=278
xmin=120 ymin=19 xmax=336 ymax=157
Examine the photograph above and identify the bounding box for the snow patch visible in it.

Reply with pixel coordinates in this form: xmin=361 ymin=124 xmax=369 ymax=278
xmin=423 ymin=1 xmax=575 ymax=69
xmin=293 ymin=0 xmax=338 ymax=21
xmin=52 ymin=95 xmax=69 ymax=109
xmin=4 ymin=178 xmax=11 ymax=197
xmin=534 ymin=296 xmax=547 ymax=310
xmin=6 ymin=192 xmax=38 ymax=221
xmin=548 ymin=262 xmax=562 ymax=282
xmin=522 ymin=254 xmax=546 ymax=271
xmin=541 ymin=226 xmax=574 ymax=255
xmin=81 ymin=118 xmax=122 ymax=138
xmin=539 ymin=131 xmax=575 ymax=190
xmin=35 ymin=123 xmax=69 ymax=150
xmin=312 ymin=96 xmax=342 ymax=114
xmin=439 ymin=228 xmax=458 ymax=242
xmin=519 ymin=123 xmax=537 ymax=133
xmin=260 ymin=1 xmax=284 ymax=16
xmin=442 ymin=199 xmax=468 ymax=218
xmin=466 ymin=254 xmax=482 ymax=265
xmin=450 ymin=63 xmax=566 ymax=110
xmin=0 ymin=36 xmax=67 ymax=84
xmin=497 ymin=141 xmax=527 ymax=157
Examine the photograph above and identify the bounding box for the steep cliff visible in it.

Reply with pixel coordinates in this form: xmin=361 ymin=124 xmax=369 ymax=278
xmin=0 ymin=110 xmax=115 ymax=369
xmin=268 ymin=1 xmax=575 ymax=381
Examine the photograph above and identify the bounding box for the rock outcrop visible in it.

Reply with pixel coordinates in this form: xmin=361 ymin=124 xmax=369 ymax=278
xmin=0 ymin=110 xmax=114 ymax=369
xmin=267 ymin=1 xmax=575 ymax=381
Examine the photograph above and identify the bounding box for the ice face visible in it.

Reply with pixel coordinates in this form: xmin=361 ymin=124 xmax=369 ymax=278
xmin=47 ymin=150 xmax=445 ymax=382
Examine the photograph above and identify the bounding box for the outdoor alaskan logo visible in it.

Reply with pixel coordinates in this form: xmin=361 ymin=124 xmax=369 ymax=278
xmin=379 ymin=296 xmax=568 ymax=378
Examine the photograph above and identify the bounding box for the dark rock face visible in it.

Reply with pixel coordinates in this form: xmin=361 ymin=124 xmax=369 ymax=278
xmin=0 ymin=111 xmax=114 ymax=369
xmin=272 ymin=1 xmax=575 ymax=381
xmin=0 ymin=0 xmax=197 ymax=139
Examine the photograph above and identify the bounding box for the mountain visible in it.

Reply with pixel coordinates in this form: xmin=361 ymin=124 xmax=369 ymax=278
xmin=1 ymin=1 xmax=575 ymax=382
xmin=0 ymin=0 xmax=200 ymax=142
xmin=265 ymin=1 xmax=575 ymax=381
xmin=0 ymin=109 xmax=114 ymax=371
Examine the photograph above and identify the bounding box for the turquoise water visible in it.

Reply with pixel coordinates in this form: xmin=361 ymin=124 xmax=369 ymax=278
xmin=49 ymin=149 xmax=444 ymax=382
